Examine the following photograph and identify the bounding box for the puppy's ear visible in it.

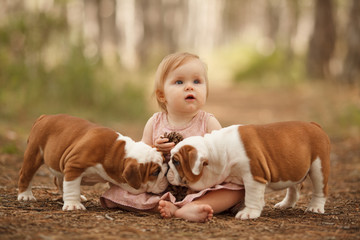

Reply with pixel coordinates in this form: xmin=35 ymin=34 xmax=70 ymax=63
xmin=161 ymin=151 xmax=169 ymax=164
xmin=188 ymin=146 xmax=208 ymax=175
xmin=192 ymin=157 xmax=208 ymax=175
xmin=122 ymin=158 xmax=142 ymax=189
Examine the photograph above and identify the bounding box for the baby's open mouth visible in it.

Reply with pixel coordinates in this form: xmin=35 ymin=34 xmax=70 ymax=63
xmin=185 ymin=95 xmax=195 ymax=100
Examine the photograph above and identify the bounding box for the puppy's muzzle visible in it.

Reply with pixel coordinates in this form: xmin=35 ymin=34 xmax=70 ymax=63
xmin=166 ymin=169 xmax=175 ymax=183
xmin=166 ymin=169 xmax=187 ymax=187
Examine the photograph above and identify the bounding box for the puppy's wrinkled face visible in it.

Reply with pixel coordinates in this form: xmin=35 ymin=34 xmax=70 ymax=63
xmin=167 ymin=137 xmax=208 ymax=191
xmin=122 ymin=141 xmax=168 ymax=194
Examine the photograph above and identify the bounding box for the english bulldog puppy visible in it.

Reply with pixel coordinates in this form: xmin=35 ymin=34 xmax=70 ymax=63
xmin=167 ymin=121 xmax=330 ymax=220
xmin=18 ymin=114 xmax=168 ymax=211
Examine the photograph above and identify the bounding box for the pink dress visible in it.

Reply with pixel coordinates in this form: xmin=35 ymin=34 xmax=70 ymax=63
xmin=100 ymin=110 xmax=244 ymax=210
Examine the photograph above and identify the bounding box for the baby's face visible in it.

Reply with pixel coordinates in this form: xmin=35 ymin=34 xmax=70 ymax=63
xmin=163 ymin=59 xmax=208 ymax=114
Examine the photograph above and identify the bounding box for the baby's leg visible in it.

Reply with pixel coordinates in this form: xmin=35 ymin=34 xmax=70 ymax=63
xmin=194 ymin=189 xmax=245 ymax=214
xmin=174 ymin=189 xmax=245 ymax=222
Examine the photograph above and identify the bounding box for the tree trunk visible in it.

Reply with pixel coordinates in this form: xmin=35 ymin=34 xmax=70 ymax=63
xmin=83 ymin=0 xmax=100 ymax=58
xmin=116 ymin=0 xmax=144 ymax=70
xmin=137 ymin=0 xmax=163 ymax=65
xmin=306 ymin=0 xmax=336 ymax=80
xmin=342 ymin=0 xmax=360 ymax=85
xmin=184 ymin=0 xmax=224 ymax=55
xmin=99 ymin=0 xmax=117 ymax=66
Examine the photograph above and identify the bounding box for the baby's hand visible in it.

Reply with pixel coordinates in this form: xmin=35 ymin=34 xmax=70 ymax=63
xmin=155 ymin=137 xmax=175 ymax=153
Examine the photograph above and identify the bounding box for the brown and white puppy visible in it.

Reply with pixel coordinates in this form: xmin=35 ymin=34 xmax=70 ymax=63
xmin=18 ymin=114 xmax=168 ymax=210
xmin=167 ymin=121 xmax=330 ymax=219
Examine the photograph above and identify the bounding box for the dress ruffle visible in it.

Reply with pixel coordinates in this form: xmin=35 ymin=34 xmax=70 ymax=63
xmin=100 ymin=183 xmax=244 ymax=210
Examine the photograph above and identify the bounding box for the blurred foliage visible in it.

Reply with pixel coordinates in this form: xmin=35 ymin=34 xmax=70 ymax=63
xmin=338 ymin=104 xmax=360 ymax=129
xmin=233 ymin=46 xmax=306 ymax=86
xmin=0 ymin=4 xmax=148 ymax=123
xmin=0 ymin=132 xmax=21 ymax=154
xmin=0 ymin=1 xmax=358 ymax=143
xmin=0 ymin=142 xmax=20 ymax=154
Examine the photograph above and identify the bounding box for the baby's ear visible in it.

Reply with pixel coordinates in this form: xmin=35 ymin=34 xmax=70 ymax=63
xmin=156 ymin=90 xmax=166 ymax=102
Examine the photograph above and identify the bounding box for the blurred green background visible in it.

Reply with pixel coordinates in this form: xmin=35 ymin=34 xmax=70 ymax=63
xmin=0 ymin=0 xmax=359 ymax=154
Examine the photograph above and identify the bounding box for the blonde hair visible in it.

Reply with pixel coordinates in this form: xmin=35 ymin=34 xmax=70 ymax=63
xmin=154 ymin=52 xmax=209 ymax=112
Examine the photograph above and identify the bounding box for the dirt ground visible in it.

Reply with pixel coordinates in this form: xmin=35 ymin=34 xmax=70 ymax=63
xmin=1 ymin=84 xmax=359 ymax=240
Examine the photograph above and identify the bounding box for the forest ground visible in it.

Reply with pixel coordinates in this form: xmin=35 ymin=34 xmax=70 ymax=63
xmin=0 ymin=83 xmax=359 ymax=240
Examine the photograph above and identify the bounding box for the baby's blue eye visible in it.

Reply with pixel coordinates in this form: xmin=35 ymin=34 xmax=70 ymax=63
xmin=175 ymin=80 xmax=183 ymax=85
xmin=194 ymin=79 xmax=201 ymax=84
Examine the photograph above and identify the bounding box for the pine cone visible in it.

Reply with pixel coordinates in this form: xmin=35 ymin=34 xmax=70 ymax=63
xmin=162 ymin=131 xmax=187 ymax=201
xmin=162 ymin=132 xmax=184 ymax=145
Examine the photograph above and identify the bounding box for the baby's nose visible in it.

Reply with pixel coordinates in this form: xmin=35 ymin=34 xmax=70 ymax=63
xmin=185 ymin=83 xmax=194 ymax=90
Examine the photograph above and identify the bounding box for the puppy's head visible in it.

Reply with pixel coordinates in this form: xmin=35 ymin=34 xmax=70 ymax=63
xmin=118 ymin=138 xmax=168 ymax=194
xmin=167 ymin=136 xmax=209 ymax=191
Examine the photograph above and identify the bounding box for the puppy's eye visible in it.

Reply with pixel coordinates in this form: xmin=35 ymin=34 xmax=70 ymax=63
xmin=173 ymin=159 xmax=180 ymax=167
xmin=151 ymin=167 xmax=161 ymax=176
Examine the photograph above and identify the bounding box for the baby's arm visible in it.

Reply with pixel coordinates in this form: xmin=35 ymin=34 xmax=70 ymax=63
xmin=141 ymin=116 xmax=154 ymax=146
xmin=141 ymin=116 xmax=175 ymax=152
xmin=206 ymin=115 xmax=222 ymax=133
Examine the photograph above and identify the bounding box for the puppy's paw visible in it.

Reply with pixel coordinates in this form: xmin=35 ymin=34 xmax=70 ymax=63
xmin=62 ymin=201 xmax=86 ymax=211
xmin=17 ymin=191 xmax=36 ymax=201
xmin=306 ymin=205 xmax=325 ymax=214
xmin=274 ymin=200 xmax=295 ymax=209
xmin=306 ymin=197 xmax=325 ymax=214
xmin=235 ymin=207 xmax=261 ymax=220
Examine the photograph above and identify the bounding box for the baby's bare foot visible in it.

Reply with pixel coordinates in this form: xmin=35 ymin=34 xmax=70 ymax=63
xmin=174 ymin=203 xmax=213 ymax=222
xmin=158 ymin=200 xmax=178 ymax=218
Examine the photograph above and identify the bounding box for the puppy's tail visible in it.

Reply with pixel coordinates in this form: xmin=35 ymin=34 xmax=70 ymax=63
xmin=310 ymin=122 xmax=322 ymax=129
xmin=27 ymin=115 xmax=47 ymax=144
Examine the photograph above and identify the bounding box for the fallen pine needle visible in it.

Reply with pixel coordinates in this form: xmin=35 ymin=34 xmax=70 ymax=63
xmin=105 ymin=214 xmax=114 ymax=221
